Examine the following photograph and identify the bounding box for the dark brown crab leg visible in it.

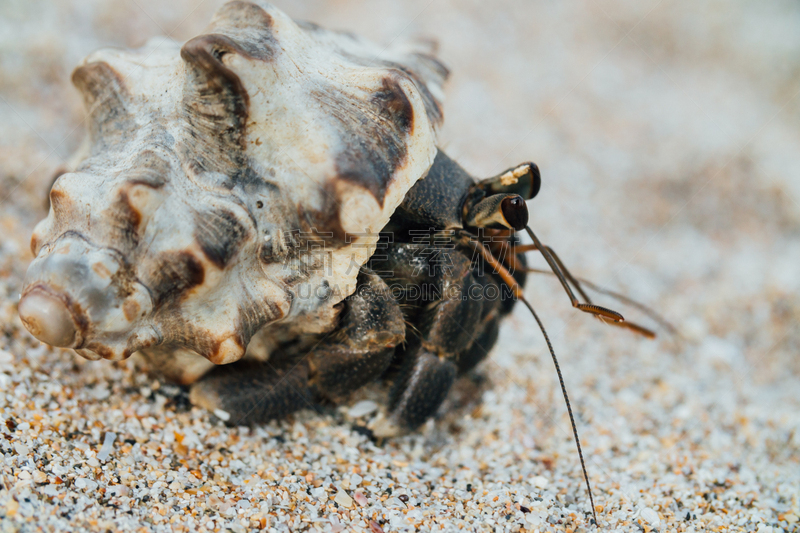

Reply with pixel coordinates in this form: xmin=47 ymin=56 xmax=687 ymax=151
xmin=569 ymin=276 xmax=675 ymax=336
xmin=524 ymin=227 xmax=624 ymax=323
xmin=509 ymin=242 xmax=660 ymax=338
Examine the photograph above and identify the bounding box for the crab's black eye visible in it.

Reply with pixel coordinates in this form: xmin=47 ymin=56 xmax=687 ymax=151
xmin=501 ymin=195 xmax=529 ymax=230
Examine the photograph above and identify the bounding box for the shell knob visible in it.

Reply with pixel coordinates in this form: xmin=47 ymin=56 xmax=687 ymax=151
xmin=18 ymin=290 xmax=78 ymax=347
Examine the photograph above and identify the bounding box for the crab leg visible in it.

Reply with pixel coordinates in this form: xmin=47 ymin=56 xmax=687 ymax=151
xmin=190 ymin=270 xmax=405 ymax=425
xmin=510 ymin=242 xmax=658 ymax=338
xmin=523 ymin=227 xmax=624 ymax=322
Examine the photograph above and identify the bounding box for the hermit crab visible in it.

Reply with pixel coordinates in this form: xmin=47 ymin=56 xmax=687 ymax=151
xmin=18 ymin=1 xmax=664 ymax=522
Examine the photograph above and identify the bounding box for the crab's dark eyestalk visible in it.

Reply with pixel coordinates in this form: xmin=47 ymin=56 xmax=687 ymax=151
xmin=464 ymin=193 xmax=528 ymax=231
xmin=475 ymin=162 xmax=541 ymax=200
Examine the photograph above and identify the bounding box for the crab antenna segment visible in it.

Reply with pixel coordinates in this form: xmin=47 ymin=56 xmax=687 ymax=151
xmin=464 ymin=235 xmax=599 ymax=526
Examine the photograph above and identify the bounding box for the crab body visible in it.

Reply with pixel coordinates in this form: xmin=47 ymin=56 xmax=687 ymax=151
xmin=19 ymin=1 xmax=539 ymax=434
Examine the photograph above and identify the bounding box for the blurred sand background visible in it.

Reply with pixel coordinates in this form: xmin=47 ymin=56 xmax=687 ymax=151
xmin=1 ymin=0 xmax=799 ymax=531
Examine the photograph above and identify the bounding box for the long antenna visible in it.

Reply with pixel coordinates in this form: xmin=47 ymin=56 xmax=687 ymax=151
xmin=518 ymin=296 xmax=598 ymax=526
xmin=464 ymin=234 xmax=598 ymax=526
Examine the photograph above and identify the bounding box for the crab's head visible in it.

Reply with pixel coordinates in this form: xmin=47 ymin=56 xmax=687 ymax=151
xmin=19 ymin=0 xmax=448 ymax=363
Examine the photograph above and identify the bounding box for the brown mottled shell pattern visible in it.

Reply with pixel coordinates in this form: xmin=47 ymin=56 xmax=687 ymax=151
xmin=18 ymin=0 xmax=448 ymax=376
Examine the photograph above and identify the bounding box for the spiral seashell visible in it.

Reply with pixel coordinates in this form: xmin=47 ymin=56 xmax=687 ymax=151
xmin=19 ymin=1 xmax=448 ymax=367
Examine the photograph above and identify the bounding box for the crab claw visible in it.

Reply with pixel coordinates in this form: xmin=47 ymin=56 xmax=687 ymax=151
xmin=18 ymin=289 xmax=78 ymax=347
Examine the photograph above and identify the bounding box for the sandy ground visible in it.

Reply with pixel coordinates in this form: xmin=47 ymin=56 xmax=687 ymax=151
xmin=1 ymin=0 xmax=799 ymax=531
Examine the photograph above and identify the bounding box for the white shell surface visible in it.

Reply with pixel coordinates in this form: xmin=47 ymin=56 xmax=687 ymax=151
xmin=20 ymin=0 xmax=448 ymax=368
